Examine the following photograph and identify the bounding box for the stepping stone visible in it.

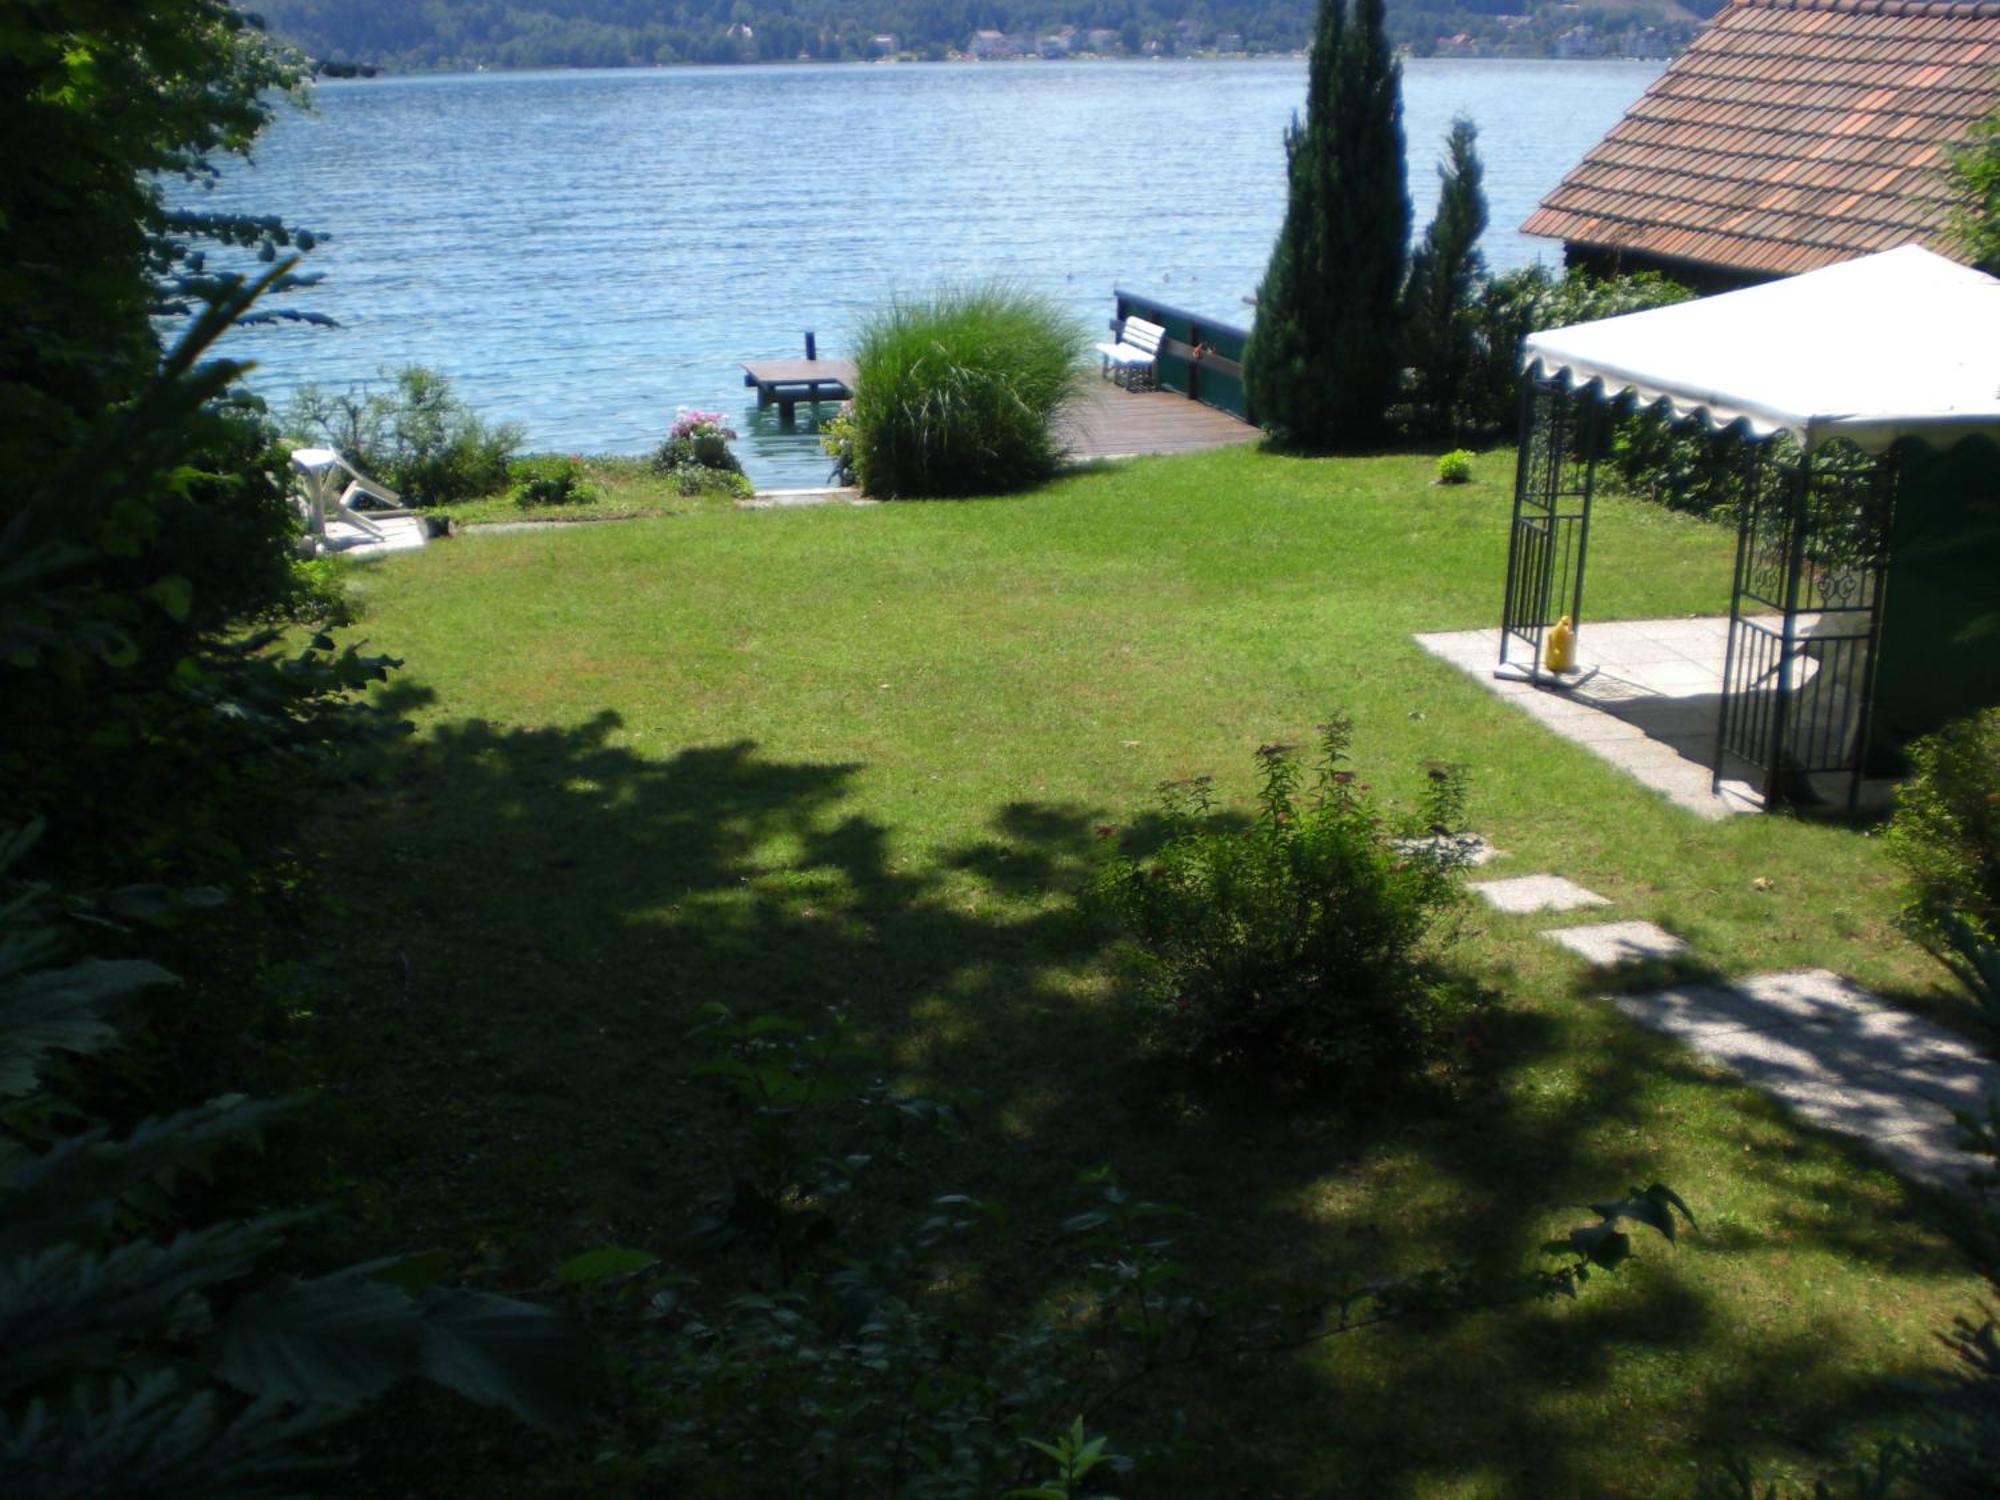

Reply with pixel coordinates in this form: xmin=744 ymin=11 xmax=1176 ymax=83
xmin=1543 ymin=919 xmax=1688 ymax=966
xmin=1613 ymin=967 xmax=2000 ymax=1186
xmin=1469 ymin=874 xmax=1609 ymax=915
xmin=1391 ymin=832 xmax=1500 ymax=867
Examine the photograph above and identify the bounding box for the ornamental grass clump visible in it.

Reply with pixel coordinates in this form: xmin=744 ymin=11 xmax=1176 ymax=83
xmin=1091 ymin=716 xmax=1486 ymax=1093
xmin=848 ymin=285 xmax=1088 ymax=498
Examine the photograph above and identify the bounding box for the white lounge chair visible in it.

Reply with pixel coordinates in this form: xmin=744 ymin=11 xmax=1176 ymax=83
xmin=290 ymin=448 xmax=430 ymax=558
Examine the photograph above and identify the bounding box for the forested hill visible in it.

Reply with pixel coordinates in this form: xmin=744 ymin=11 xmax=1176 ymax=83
xmin=252 ymin=0 xmax=1717 ymax=71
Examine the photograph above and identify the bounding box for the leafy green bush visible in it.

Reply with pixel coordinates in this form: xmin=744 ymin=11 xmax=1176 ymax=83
xmin=285 ymin=366 xmax=522 ymax=506
xmin=1885 ymin=707 xmax=2000 ymax=1027
xmin=507 ymin=453 xmax=599 ymax=509
xmin=651 ymin=407 xmax=743 ymax=476
xmin=817 ymin=404 xmax=857 ymax=485
xmin=1091 ymin=717 xmax=1486 ymax=1091
xmin=1466 ymin=266 xmax=1695 ymax=438
xmin=848 ymin=284 xmax=1088 ymax=498
xmin=1435 ymin=449 xmax=1474 ymax=484
xmin=650 ymin=408 xmax=751 ymax=499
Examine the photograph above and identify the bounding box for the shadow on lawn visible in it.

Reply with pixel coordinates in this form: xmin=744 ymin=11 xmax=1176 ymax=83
xmin=307 ymin=696 xmax=1973 ymax=1499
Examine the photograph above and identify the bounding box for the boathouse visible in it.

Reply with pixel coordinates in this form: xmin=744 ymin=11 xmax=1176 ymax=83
xmin=1522 ymin=0 xmax=2000 ymax=291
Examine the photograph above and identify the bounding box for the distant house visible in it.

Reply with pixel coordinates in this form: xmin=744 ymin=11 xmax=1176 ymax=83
xmin=868 ymin=33 xmax=897 ymax=56
xmin=967 ymin=29 xmax=1013 ymax=59
xmin=1523 ymin=0 xmax=2000 ymax=291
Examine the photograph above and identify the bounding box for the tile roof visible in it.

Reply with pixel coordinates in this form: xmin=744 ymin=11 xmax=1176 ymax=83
xmin=1522 ymin=0 xmax=2000 ymax=277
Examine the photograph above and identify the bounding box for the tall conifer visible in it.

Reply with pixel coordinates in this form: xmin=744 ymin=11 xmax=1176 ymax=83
xmin=1242 ymin=0 xmax=1342 ymax=443
xmin=1402 ymin=116 xmax=1489 ymax=438
xmin=1243 ymin=0 xmax=1409 ymax=448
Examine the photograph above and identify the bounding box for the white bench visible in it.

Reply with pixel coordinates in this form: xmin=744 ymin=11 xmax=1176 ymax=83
xmin=1094 ymin=315 xmax=1165 ymax=390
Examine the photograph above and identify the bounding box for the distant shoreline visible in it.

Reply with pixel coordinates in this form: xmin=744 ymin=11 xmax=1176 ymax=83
xmin=307 ymin=50 xmax=1672 ymax=80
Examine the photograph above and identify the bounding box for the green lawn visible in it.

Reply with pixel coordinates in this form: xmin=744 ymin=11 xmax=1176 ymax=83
xmin=309 ymin=444 xmax=1985 ymax=1497
xmin=440 ymin=454 xmax=744 ymax=527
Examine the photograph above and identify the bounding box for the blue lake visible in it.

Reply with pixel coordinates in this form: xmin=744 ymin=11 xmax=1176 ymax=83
xmin=194 ymin=58 xmax=1661 ymax=487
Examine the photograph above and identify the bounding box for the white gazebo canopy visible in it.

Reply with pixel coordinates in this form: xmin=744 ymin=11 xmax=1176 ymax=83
xmin=1521 ymin=245 xmax=2000 ymax=453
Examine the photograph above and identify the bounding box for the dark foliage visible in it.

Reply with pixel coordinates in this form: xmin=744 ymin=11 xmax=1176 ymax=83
xmin=565 ymin=1006 xmax=1689 ymax=1494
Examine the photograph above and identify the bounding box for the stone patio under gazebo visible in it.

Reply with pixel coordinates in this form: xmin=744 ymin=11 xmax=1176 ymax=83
xmin=1415 ymin=616 xmax=1876 ymax=819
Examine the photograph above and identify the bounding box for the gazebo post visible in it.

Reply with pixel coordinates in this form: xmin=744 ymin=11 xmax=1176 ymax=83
xmin=1568 ymin=394 xmax=1602 ymax=635
xmin=1499 ymin=375 xmax=1600 ymax=683
xmin=1765 ymin=450 xmax=1815 ymax=805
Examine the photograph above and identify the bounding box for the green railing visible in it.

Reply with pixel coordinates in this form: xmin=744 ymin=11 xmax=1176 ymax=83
xmin=1111 ymin=288 xmax=1253 ymax=422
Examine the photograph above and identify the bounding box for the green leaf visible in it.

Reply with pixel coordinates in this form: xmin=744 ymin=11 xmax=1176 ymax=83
xmin=556 ymin=1247 xmax=660 ymax=1285
xmin=211 ymin=1271 xmax=421 ymax=1404
xmin=142 ymin=574 xmax=194 ymax=622
xmin=0 ymin=958 xmax=175 ymax=1098
xmin=416 ymin=1288 xmax=594 ymax=1432
xmin=368 ymin=1249 xmax=454 ymax=1293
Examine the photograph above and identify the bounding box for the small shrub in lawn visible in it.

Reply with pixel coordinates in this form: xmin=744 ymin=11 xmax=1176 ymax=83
xmin=507 ymin=453 xmax=599 ymax=508
xmin=1091 ymin=716 xmax=1486 ymax=1092
xmin=671 ymin=463 xmax=753 ymax=499
xmin=848 ymin=283 xmax=1088 ymax=498
xmin=1435 ymin=449 xmax=1474 ymax=485
xmin=652 ymin=407 xmax=744 ymax=477
xmin=818 ymin=404 xmax=857 ymax=485
xmin=285 ymin=365 xmax=521 ymax=507
xmin=1885 ymin=707 xmax=2000 ymax=1026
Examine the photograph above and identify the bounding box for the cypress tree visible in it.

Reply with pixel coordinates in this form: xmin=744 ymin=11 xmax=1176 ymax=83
xmin=1243 ymin=0 xmax=1410 ymax=448
xmin=1402 ymin=116 xmax=1489 ymax=439
xmin=1241 ymin=0 xmax=1342 ymax=444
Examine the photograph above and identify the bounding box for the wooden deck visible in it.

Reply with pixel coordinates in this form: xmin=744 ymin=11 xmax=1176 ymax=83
xmin=742 ymin=356 xmax=856 ymax=418
xmin=1058 ymin=378 xmax=1259 ymax=461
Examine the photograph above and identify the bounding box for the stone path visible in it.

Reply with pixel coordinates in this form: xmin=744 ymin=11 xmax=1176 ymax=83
xmin=1467 ymin=874 xmax=1608 ymax=915
xmin=1609 ymin=970 xmax=1999 ymax=1185
xmin=1465 ymin=865 xmax=1997 ymax=1184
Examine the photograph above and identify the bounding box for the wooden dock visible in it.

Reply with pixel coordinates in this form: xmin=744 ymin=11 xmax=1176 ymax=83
xmin=1058 ymin=378 xmax=1260 ymax=462
xmin=742 ymin=356 xmax=855 ymax=420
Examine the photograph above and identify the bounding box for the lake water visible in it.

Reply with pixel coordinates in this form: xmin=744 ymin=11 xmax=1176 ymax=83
xmin=194 ymin=58 xmax=1661 ymax=487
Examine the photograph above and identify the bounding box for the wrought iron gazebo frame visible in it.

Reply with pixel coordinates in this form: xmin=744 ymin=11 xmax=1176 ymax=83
xmin=1500 ymin=371 xmax=1896 ymax=812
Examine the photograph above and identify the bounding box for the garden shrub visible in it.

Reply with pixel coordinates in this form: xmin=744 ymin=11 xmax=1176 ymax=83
xmin=508 ymin=453 xmax=599 ymax=508
xmin=1465 ymin=266 xmax=1694 ymax=439
xmin=1885 ymin=707 xmax=2000 ymax=1027
xmin=847 ymin=284 xmax=1088 ymax=498
xmin=818 ymin=404 xmax=857 ymax=485
xmin=651 ymin=408 xmax=751 ymax=498
xmin=285 ymin=365 xmax=522 ymax=506
xmin=1435 ymin=449 xmax=1474 ymax=484
xmin=1091 ymin=716 xmax=1486 ymax=1091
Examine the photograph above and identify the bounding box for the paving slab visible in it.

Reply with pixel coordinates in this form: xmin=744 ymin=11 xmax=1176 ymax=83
xmin=1543 ymin=919 xmax=1690 ymax=966
xmin=1615 ymin=967 xmax=1998 ymax=1185
xmin=1612 ymin=981 xmax=1795 ymax=1040
xmin=1389 ymin=832 xmax=1501 ymax=867
xmin=1469 ymin=874 xmax=1610 ymax=915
